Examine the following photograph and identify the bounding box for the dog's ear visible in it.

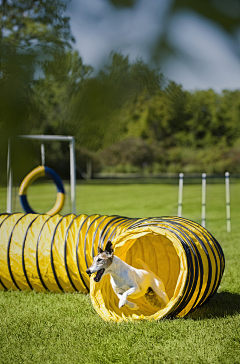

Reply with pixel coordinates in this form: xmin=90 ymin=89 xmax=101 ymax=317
xmin=105 ymin=241 xmax=113 ymax=255
xmin=98 ymin=246 xmax=103 ymax=254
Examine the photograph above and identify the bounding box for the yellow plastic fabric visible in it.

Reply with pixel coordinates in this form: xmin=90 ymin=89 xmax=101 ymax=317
xmin=0 ymin=214 xmax=225 ymax=322
xmin=90 ymin=226 xmax=187 ymax=322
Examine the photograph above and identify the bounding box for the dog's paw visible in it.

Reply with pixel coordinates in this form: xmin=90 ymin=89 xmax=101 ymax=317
xmin=119 ymin=299 xmax=126 ymax=309
xmin=128 ymin=302 xmax=139 ymax=310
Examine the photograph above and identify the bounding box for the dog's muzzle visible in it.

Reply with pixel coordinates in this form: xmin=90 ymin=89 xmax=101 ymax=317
xmin=86 ymin=268 xmax=105 ymax=282
xmin=94 ymin=268 xmax=105 ymax=282
xmin=86 ymin=268 xmax=92 ymax=276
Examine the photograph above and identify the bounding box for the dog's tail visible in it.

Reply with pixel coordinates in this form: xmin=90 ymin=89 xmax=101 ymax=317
xmin=135 ymin=258 xmax=154 ymax=274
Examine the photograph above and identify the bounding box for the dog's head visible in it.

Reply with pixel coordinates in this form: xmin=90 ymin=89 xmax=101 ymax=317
xmin=86 ymin=241 xmax=114 ymax=282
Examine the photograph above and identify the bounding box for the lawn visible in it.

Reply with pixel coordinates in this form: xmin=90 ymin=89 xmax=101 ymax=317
xmin=0 ymin=180 xmax=239 ymax=363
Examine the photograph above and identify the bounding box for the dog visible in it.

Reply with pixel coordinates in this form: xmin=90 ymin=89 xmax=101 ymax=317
xmin=86 ymin=241 xmax=169 ymax=310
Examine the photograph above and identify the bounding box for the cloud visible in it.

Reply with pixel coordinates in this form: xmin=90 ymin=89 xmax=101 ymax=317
xmin=66 ymin=0 xmax=240 ymax=91
xmin=67 ymin=0 xmax=168 ymax=67
xmin=162 ymin=11 xmax=240 ymax=91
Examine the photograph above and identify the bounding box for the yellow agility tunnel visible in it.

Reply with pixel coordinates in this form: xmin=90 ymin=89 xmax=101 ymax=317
xmin=0 ymin=213 xmax=225 ymax=322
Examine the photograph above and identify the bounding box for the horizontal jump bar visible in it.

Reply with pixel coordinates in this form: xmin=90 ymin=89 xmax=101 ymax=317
xmin=18 ymin=135 xmax=74 ymax=142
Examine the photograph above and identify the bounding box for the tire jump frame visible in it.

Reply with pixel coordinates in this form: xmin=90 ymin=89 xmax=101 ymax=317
xmin=0 ymin=213 xmax=225 ymax=322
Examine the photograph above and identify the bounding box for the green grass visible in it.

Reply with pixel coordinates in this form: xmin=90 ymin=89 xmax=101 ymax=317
xmin=0 ymin=181 xmax=240 ymax=363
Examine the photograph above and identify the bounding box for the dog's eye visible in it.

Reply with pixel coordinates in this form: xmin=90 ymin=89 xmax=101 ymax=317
xmin=97 ymin=258 xmax=103 ymax=262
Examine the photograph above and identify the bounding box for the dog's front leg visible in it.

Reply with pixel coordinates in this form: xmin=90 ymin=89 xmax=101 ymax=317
xmin=118 ymin=286 xmax=140 ymax=309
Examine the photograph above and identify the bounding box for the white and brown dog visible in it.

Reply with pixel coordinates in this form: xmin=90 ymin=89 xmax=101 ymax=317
xmin=86 ymin=241 xmax=169 ymax=310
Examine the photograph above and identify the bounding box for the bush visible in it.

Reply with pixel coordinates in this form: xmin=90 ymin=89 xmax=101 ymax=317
xmin=97 ymin=138 xmax=240 ymax=175
xmin=99 ymin=137 xmax=154 ymax=169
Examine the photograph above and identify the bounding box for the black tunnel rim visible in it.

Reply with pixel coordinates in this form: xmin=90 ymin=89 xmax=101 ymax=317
xmin=125 ymin=222 xmax=196 ymax=318
xmin=7 ymin=214 xmax=27 ymax=290
xmin=0 ymin=214 xmax=13 ymax=290
xmin=21 ymin=214 xmax=41 ymax=290
xmin=154 ymin=218 xmax=212 ymax=311
xmin=140 ymin=217 xmax=218 ymax=312
xmin=50 ymin=214 xmax=74 ymax=292
xmin=36 ymin=215 xmax=54 ymax=291
xmin=98 ymin=216 xmax=128 ymax=250
xmin=150 ymin=221 xmax=201 ymax=317
xmin=126 ymin=216 xmax=224 ymax=317
xmin=171 ymin=219 xmax=217 ymax=307
xmin=102 ymin=218 xmax=136 ymax=251
xmin=64 ymin=215 xmax=81 ymax=292
xmin=99 ymin=217 xmax=136 ymax=249
xmin=89 ymin=215 xmax=129 ymax=261
xmin=84 ymin=214 xmax=104 ymax=269
xmin=128 ymin=218 xmax=215 ymax=316
xmin=90 ymin=215 xmax=117 ymax=258
xmin=93 ymin=216 xmax=126 ymax=257
xmin=76 ymin=214 xmax=98 ymax=292
xmin=168 ymin=216 xmax=225 ymax=307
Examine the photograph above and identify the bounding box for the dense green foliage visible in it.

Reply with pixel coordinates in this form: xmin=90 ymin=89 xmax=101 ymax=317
xmin=2 ymin=46 xmax=240 ymax=180
xmin=24 ymin=50 xmax=240 ymax=177
xmin=0 ymin=0 xmax=74 ymax=49
xmin=0 ymin=0 xmax=75 ymax=181
xmin=1 ymin=1 xmax=240 ymax=183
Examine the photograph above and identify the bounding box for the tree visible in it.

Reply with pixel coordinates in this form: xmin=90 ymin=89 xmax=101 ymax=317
xmin=31 ymin=50 xmax=93 ymax=136
xmin=146 ymin=81 xmax=188 ymax=146
xmin=0 ymin=0 xmax=74 ymax=51
xmin=183 ymin=89 xmax=223 ymax=148
xmin=0 ymin=0 xmax=75 ymax=182
xmin=219 ymin=90 xmax=240 ymax=146
xmin=0 ymin=0 xmax=76 ymax=144
xmin=71 ymin=52 xmax=166 ymax=151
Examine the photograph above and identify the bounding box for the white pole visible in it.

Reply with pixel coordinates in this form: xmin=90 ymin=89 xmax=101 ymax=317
xmin=41 ymin=142 xmax=45 ymax=166
xmin=69 ymin=138 xmax=76 ymax=214
xmin=225 ymin=172 xmax=231 ymax=233
xmin=6 ymin=139 xmax=12 ymax=213
xmin=178 ymin=173 xmax=184 ymax=217
xmin=202 ymin=173 xmax=206 ymax=227
xmin=19 ymin=135 xmax=74 ymax=142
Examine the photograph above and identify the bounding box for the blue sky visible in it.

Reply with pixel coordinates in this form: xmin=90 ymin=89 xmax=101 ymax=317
xmin=67 ymin=0 xmax=240 ymax=92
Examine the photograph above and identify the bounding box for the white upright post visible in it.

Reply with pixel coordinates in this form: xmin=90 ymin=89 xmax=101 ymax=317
xmin=225 ymin=172 xmax=231 ymax=233
xmin=178 ymin=173 xmax=184 ymax=217
xmin=69 ymin=137 xmax=76 ymax=214
xmin=201 ymin=173 xmax=206 ymax=227
xmin=6 ymin=139 xmax=12 ymax=213
xmin=41 ymin=142 xmax=45 ymax=166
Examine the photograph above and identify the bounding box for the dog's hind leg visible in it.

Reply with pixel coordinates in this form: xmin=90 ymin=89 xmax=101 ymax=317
xmin=151 ymin=277 xmax=169 ymax=305
xmin=136 ymin=258 xmax=169 ymax=306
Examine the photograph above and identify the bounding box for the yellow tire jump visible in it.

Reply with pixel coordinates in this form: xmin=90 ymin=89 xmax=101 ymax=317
xmin=19 ymin=166 xmax=65 ymax=215
xmin=0 ymin=213 xmax=225 ymax=322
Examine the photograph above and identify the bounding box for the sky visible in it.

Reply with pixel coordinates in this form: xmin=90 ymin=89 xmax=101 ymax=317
xmin=66 ymin=0 xmax=240 ymax=92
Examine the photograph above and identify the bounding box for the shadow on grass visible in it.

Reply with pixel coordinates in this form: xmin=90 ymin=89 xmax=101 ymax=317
xmin=187 ymin=291 xmax=240 ymax=320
